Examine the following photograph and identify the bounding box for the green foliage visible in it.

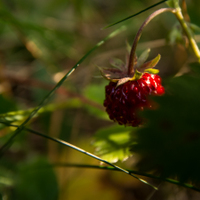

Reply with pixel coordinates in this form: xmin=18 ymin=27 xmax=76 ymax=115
xmin=0 ymin=95 xmax=17 ymax=114
xmin=0 ymin=0 xmax=200 ymax=197
xmin=168 ymin=25 xmax=184 ymax=45
xmin=83 ymin=82 xmax=106 ymax=106
xmin=83 ymin=81 xmax=108 ymax=119
xmin=132 ymin=63 xmax=200 ymax=183
xmin=94 ymin=125 xmax=136 ymax=163
xmin=14 ymin=157 xmax=58 ymax=200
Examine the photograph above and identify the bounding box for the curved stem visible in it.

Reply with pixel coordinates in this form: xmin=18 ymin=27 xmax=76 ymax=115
xmin=128 ymin=8 xmax=175 ymax=75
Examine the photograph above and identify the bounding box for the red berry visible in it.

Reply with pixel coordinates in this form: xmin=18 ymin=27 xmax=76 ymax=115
xmin=104 ymin=73 xmax=165 ymax=127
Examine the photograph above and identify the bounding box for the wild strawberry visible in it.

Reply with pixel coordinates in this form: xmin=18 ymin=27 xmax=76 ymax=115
xmin=103 ymin=73 xmax=164 ymax=127
xmin=100 ymin=49 xmax=165 ymax=127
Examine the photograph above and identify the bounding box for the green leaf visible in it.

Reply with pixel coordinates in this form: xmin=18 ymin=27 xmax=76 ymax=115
xmin=0 ymin=95 xmax=17 ymax=114
xmin=93 ymin=125 xmax=136 ymax=163
xmin=14 ymin=157 xmax=58 ymax=200
xmin=132 ymin=62 xmax=200 ymax=183
xmin=168 ymin=26 xmax=183 ymax=45
xmin=83 ymin=81 xmax=108 ymax=119
xmin=189 ymin=23 xmax=200 ymax=33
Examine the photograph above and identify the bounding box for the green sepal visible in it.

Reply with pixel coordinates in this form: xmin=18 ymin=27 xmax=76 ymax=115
xmin=130 ymin=69 xmax=143 ymax=81
xmin=137 ymin=48 xmax=151 ymax=68
xmin=139 ymin=54 xmax=161 ymax=72
xmin=98 ymin=66 xmax=123 ymax=81
xmin=116 ymin=77 xmax=131 ymax=87
xmin=144 ymin=68 xmax=159 ymax=74
xmin=110 ymin=58 xmax=125 ymax=69
xmin=116 ymin=69 xmax=143 ymax=87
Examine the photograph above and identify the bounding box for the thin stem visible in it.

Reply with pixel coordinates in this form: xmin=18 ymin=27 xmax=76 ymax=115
xmin=2 ymin=122 xmax=200 ymax=192
xmin=27 ymin=130 xmax=157 ymax=190
xmin=103 ymin=0 xmax=169 ymax=29
xmin=128 ymin=8 xmax=175 ymax=75
xmin=0 ymin=122 xmax=157 ymax=190
xmin=51 ymin=163 xmax=200 ymax=192
xmin=167 ymin=0 xmax=200 ymax=61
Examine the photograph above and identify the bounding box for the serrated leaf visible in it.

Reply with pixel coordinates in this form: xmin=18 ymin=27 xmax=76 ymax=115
xmin=136 ymin=48 xmax=151 ymax=68
xmin=94 ymin=125 xmax=136 ymax=163
xmin=132 ymin=62 xmax=200 ymax=183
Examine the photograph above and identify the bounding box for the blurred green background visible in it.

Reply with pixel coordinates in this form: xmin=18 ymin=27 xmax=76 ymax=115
xmin=0 ymin=0 xmax=200 ymax=199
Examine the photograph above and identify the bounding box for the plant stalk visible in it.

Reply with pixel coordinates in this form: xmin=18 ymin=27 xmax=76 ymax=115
xmin=173 ymin=7 xmax=200 ymax=62
xmin=128 ymin=8 xmax=175 ymax=75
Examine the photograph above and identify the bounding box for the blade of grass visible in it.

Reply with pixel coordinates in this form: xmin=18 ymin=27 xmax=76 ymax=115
xmin=51 ymin=163 xmax=200 ymax=193
xmin=2 ymin=120 xmax=199 ymax=192
xmin=0 ymin=122 xmax=157 ymax=190
xmin=0 ymin=25 xmax=127 ymax=157
xmin=103 ymin=0 xmax=168 ymax=29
